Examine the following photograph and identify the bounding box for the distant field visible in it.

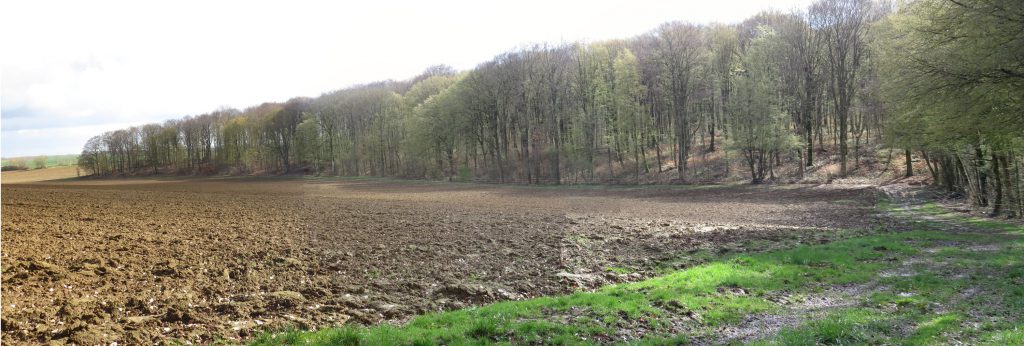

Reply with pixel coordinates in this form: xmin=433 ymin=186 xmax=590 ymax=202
xmin=0 ymin=165 xmax=80 ymax=183
xmin=1 ymin=154 xmax=78 ymax=169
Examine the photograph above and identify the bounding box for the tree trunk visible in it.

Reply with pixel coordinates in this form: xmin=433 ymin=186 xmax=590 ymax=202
xmin=1000 ymin=154 xmax=1017 ymax=218
xmin=976 ymin=147 xmax=988 ymax=207
xmin=839 ymin=108 xmax=848 ymax=176
xmin=655 ymin=139 xmax=663 ymax=173
xmin=991 ymin=151 xmax=1003 ymax=216
xmin=905 ymin=149 xmax=913 ymax=177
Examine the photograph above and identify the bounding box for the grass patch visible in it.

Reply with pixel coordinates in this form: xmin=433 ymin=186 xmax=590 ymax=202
xmin=604 ymin=266 xmax=634 ymax=275
xmin=982 ymin=327 xmax=1024 ymax=345
xmin=756 ymin=308 xmax=895 ymax=345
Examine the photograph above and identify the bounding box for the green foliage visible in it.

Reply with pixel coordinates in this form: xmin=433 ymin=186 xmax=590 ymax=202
xmin=727 ymin=25 xmax=800 ymax=183
xmin=294 ymin=116 xmax=322 ymax=169
xmin=457 ymin=164 xmax=471 ymax=182
xmin=873 ymin=0 xmax=1024 ymax=215
xmin=612 ymin=48 xmax=648 ymax=181
xmin=31 ymin=155 xmax=48 ymax=169
xmin=2 ymin=158 xmax=29 ymax=171
xmin=883 ymin=0 xmax=1023 ymax=142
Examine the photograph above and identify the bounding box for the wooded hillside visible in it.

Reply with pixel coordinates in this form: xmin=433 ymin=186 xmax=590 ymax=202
xmin=79 ymin=0 xmax=1023 ymax=216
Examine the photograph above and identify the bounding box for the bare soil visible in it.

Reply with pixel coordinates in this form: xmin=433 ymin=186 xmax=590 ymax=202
xmin=1 ymin=177 xmax=878 ymax=344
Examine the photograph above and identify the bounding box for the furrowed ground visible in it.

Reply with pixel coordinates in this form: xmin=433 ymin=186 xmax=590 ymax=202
xmin=257 ymin=192 xmax=1024 ymax=345
xmin=0 ymin=177 xmax=878 ymax=344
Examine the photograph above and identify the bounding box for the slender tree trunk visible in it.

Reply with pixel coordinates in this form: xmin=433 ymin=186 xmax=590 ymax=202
xmin=839 ymin=108 xmax=848 ymax=176
xmin=991 ymin=151 xmax=1003 ymax=216
xmin=709 ymin=102 xmax=716 ymax=152
xmin=1014 ymin=152 xmax=1023 ymax=217
xmin=633 ymin=132 xmax=641 ymax=184
xmin=999 ymin=154 xmax=1017 ymax=218
xmin=905 ymin=149 xmax=913 ymax=177
xmin=554 ymin=135 xmax=562 ymax=185
xmin=976 ymin=147 xmax=988 ymax=207
xmin=922 ymin=151 xmax=937 ymax=183
xmin=607 ymin=146 xmax=614 ymax=180
xmin=656 ymin=139 xmax=663 ymax=172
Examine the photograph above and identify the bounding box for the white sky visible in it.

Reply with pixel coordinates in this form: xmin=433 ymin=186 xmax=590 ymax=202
xmin=1 ymin=0 xmax=814 ymax=157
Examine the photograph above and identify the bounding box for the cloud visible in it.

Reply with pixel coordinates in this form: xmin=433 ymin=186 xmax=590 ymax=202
xmin=1 ymin=123 xmax=147 ymax=158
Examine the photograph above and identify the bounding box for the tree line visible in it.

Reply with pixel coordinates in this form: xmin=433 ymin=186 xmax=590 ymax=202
xmin=2 ymin=155 xmax=76 ymax=171
xmin=879 ymin=0 xmax=1023 ymax=217
xmin=80 ymin=0 xmax=1023 ymax=216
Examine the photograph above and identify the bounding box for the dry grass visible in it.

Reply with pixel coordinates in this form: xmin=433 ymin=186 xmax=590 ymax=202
xmin=0 ymin=166 xmax=81 ymax=184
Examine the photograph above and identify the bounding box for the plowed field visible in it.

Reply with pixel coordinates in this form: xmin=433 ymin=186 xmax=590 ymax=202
xmin=1 ymin=177 xmax=878 ymax=344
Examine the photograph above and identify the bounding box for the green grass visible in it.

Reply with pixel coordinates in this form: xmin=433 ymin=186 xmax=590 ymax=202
xmin=604 ymin=266 xmax=634 ymax=275
xmin=251 ymin=201 xmax=1024 ymax=345
xmin=982 ymin=327 xmax=1024 ymax=345
xmin=752 ymin=203 xmax=1024 ymax=346
xmin=750 ymin=308 xmax=896 ymax=345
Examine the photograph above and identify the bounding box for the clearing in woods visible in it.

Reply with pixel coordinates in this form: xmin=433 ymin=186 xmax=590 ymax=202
xmin=0 ymin=177 xmax=878 ymax=344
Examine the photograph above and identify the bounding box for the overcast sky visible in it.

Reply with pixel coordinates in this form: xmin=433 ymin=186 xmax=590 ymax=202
xmin=1 ymin=0 xmax=814 ymax=158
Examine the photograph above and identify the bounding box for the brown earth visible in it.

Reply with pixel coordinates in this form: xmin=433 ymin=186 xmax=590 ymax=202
xmin=1 ymin=177 xmax=880 ymax=344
